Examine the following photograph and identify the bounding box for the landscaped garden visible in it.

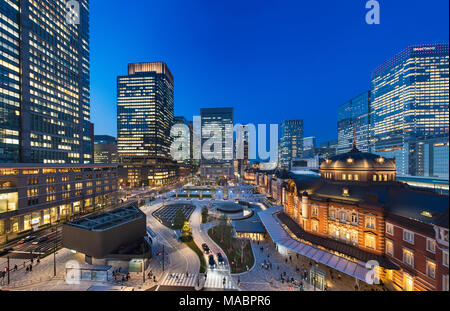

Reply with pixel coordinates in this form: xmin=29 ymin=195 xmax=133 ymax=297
xmin=207 ymin=217 xmax=254 ymax=273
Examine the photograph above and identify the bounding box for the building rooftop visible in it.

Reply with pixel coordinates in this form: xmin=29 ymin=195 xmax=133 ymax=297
xmin=232 ymin=219 xmax=266 ymax=234
xmin=66 ymin=205 xmax=145 ymax=231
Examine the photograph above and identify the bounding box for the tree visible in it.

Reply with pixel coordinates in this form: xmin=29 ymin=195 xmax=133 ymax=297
xmin=173 ymin=209 xmax=186 ymax=230
xmin=201 ymin=207 xmax=209 ymax=223
xmin=181 ymin=221 xmax=193 ymax=242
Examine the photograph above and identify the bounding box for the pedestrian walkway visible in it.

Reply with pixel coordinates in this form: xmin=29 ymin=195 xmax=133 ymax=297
xmin=204 ymin=270 xmax=237 ymax=290
xmin=232 ymin=239 xmax=315 ymax=291
xmin=160 ymin=272 xmax=198 ymax=288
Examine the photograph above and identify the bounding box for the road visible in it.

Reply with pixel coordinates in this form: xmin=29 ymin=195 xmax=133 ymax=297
xmin=141 ymin=200 xmax=200 ymax=275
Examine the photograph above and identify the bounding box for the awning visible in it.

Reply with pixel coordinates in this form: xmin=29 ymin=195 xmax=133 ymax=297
xmin=258 ymin=207 xmax=373 ymax=283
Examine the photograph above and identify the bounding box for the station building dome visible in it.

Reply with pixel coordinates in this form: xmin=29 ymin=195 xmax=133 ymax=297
xmin=320 ymin=143 xmax=396 ymax=182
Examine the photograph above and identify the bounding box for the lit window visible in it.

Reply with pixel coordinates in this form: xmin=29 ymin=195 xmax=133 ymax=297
xmin=365 ymin=215 xmax=376 ymax=229
xmin=403 ymin=230 xmax=414 ymax=244
xmin=403 ymin=248 xmax=414 ymax=267
xmin=386 ymin=239 xmax=394 ymax=256
xmin=312 ymin=220 xmax=319 ymax=232
xmin=365 ymin=234 xmax=376 ymax=250
xmin=386 ymin=223 xmax=394 ymax=235
xmin=426 ymin=260 xmax=436 ymax=279
xmin=403 ymin=273 xmax=414 ymax=291
xmin=426 ymin=238 xmax=436 ymax=253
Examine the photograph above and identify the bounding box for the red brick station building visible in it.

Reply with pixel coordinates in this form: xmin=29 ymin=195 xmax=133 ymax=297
xmin=244 ymin=144 xmax=449 ymax=291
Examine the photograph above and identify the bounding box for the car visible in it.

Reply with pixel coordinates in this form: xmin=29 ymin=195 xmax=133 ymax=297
xmin=17 ymin=235 xmax=36 ymax=244
xmin=201 ymin=243 xmax=210 ymax=253
xmin=208 ymin=255 xmax=216 ymax=268
xmin=217 ymin=252 xmax=224 ymax=264
xmin=0 ymin=248 xmax=13 ymax=256
xmin=31 ymin=236 xmax=48 ymax=245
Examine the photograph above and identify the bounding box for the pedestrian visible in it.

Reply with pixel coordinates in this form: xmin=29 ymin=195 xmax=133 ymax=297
xmin=29 ymin=264 xmax=32 ymax=272
xmin=14 ymin=265 xmax=17 ymax=271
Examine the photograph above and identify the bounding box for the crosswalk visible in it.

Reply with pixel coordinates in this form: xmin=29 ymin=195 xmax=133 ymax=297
xmin=159 ymin=272 xmax=237 ymax=290
xmin=204 ymin=272 xmax=237 ymax=290
xmin=161 ymin=272 xmax=198 ymax=287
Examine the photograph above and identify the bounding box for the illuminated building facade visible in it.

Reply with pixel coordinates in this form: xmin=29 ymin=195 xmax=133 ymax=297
xmin=94 ymin=135 xmax=118 ymax=164
xmin=302 ymin=136 xmax=316 ymax=158
xmin=0 ymin=0 xmax=92 ymax=164
xmin=117 ymin=62 xmax=177 ymax=187
xmin=337 ymin=91 xmax=371 ymax=154
xmin=0 ymin=163 xmax=118 ymax=245
xmin=370 ymin=43 xmax=449 ymax=175
xmin=200 ymin=108 xmax=234 ymax=178
xmin=252 ymin=144 xmax=449 ymax=291
xmin=279 ymin=120 xmax=303 ymax=171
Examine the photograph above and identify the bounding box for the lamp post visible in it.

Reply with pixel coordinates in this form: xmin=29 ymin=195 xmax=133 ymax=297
xmin=53 ymin=227 xmax=57 ymax=277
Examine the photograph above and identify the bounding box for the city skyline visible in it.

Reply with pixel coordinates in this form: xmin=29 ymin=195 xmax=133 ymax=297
xmin=89 ymin=0 xmax=449 ymax=145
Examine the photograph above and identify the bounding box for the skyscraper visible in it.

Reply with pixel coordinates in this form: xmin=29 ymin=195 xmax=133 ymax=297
xmin=94 ymin=135 xmax=118 ymax=164
xmin=200 ymin=108 xmax=234 ymax=178
xmin=370 ymin=43 xmax=449 ymax=175
xmin=279 ymin=120 xmax=303 ymax=171
xmin=302 ymin=136 xmax=316 ymax=158
xmin=117 ymin=62 xmax=176 ymax=187
xmin=337 ymin=91 xmax=371 ymax=154
xmin=0 ymin=0 xmax=92 ymax=164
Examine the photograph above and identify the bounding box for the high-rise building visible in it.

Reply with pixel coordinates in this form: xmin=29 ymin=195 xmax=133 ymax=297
xmin=370 ymin=43 xmax=449 ymax=175
xmin=94 ymin=135 xmax=118 ymax=164
xmin=235 ymin=124 xmax=250 ymax=178
xmin=0 ymin=0 xmax=92 ymax=164
xmin=302 ymin=136 xmax=316 ymax=158
xmin=279 ymin=120 xmax=303 ymax=171
xmin=117 ymin=62 xmax=177 ymax=187
xmin=315 ymin=139 xmax=338 ymax=159
xmin=200 ymin=108 xmax=234 ymax=178
xmin=337 ymin=91 xmax=371 ymax=154
xmin=173 ymin=116 xmax=196 ymax=172
xmin=406 ymin=134 xmax=449 ymax=178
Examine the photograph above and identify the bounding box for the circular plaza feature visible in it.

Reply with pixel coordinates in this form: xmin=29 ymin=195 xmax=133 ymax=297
xmin=213 ymin=202 xmax=244 ymax=214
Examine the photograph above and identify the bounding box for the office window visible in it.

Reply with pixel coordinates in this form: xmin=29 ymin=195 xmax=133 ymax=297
xmin=403 ymin=248 xmax=414 ymax=267
xmin=403 ymin=230 xmax=414 ymax=244
xmin=426 ymin=238 xmax=436 ymax=253
xmin=386 ymin=223 xmax=394 ymax=235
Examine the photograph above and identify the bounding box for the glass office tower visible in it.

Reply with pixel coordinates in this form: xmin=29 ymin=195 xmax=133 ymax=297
xmin=279 ymin=120 xmax=303 ymax=171
xmin=0 ymin=0 xmax=20 ymax=162
xmin=370 ymin=43 xmax=449 ymax=175
xmin=0 ymin=0 xmax=92 ymax=164
xmin=337 ymin=91 xmax=371 ymax=154
xmin=117 ymin=62 xmax=176 ymax=187
xmin=200 ymin=107 xmax=234 ymax=178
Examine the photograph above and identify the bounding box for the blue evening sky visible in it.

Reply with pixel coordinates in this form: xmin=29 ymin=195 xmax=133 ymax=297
xmin=90 ymin=0 xmax=449 ymax=145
